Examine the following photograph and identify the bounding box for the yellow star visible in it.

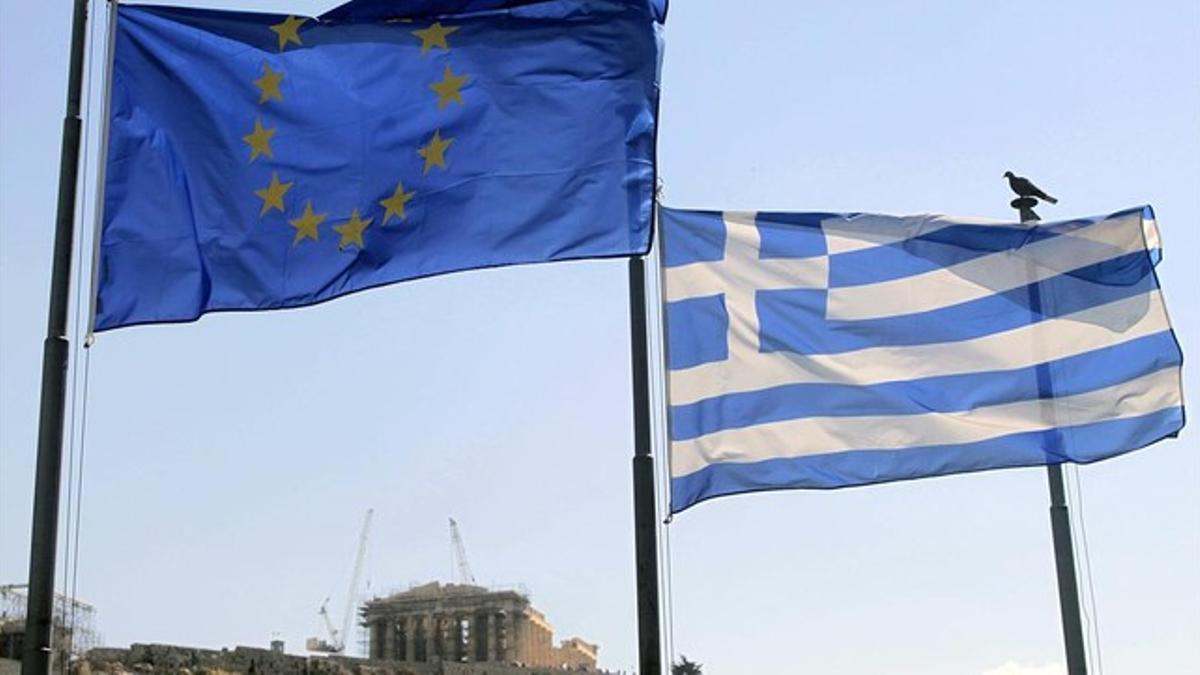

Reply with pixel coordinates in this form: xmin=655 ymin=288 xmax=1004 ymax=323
xmin=412 ymin=22 xmax=459 ymax=55
xmin=417 ymin=130 xmax=454 ymax=174
xmin=253 ymin=62 xmax=284 ymax=104
xmin=334 ymin=209 xmax=372 ymax=250
xmin=253 ymin=172 xmax=293 ymax=217
xmin=430 ymin=65 xmax=468 ymax=110
xmin=269 ymin=15 xmax=306 ymax=51
xmin=379 ymin=181 xmax=415 ymax=224
xmin=242 ymin=117 xmax=276 ymax=162
xmin=288 ymin=201 xmax=326 ymax=245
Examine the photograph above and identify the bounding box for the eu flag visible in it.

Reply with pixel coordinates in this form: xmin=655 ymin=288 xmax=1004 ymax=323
xmin=95 ymin=0 xmax=662 ymax=331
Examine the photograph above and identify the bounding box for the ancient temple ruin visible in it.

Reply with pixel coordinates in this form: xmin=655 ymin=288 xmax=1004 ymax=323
xmin=361 ymin=583 xmax=598 ymax=670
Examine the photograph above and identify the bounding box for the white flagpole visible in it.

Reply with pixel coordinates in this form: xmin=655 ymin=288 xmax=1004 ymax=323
xmin=84 ymin=0 xmax=120 ymax=342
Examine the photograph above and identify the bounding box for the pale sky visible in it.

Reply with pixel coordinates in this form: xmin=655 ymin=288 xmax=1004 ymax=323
xmin=2 ymin=1 xmax=1197 ymax=674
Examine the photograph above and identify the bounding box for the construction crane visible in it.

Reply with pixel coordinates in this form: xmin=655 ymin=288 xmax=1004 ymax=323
xmin=448 ymin=517 xmax=476 ymax=585
xmin=307 ymin=508 xmax=373 ymax=654
xmin=316 ymin=597 xmax=337 ymax=648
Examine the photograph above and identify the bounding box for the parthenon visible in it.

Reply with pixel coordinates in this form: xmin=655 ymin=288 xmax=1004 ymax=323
xmin=362 ymin=583 xmax=598 ymax=671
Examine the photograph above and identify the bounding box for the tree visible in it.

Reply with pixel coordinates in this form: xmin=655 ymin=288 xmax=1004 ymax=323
xmin=672 ymin=655 xmax=703 ymax=675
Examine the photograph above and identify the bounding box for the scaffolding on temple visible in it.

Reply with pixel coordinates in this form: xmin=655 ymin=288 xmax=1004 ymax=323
xmin=359 ymin=582 xmax=599 ymax=671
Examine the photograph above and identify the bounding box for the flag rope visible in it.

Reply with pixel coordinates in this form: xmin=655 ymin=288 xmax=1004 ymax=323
xmin=1068 ymin=465 xmax=1106 ymax=674
xmin=59 ymin=3 xmax=112 ymax=671
xmin=646 ymin=204 xmax=678 ymax=670
xmin=1064 ymin=472 xmax=1094 ymax=672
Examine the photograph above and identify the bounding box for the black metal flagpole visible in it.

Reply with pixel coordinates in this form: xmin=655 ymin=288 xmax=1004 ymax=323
xmin=1046 ymin=462 xmax=1087 ymax=674
xmin=629 ymin=255 xmax=663 ymax=675
xmin=1011 ymin=194 xmax=1088 ymax=675
xmin=22 ymin=1 xmax=91 ymax=674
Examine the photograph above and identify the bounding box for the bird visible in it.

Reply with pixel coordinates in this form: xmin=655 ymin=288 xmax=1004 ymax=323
xmin=1004 ymin=171 xmax=1058 ymax=204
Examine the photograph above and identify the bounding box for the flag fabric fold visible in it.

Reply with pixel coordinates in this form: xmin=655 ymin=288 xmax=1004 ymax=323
xmin=94 ymin=0 xmax=661 ymax=331
xmin=661 ymin=206 xmax=1185 ymax=513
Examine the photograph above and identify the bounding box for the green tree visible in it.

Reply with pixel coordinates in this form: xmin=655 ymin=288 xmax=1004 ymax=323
xmin=672 ymin=655 xmax=703 ymax=675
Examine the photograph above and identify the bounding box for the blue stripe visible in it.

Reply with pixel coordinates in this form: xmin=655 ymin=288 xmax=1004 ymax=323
xmin=670 ymin=406 xmax=1185 ymax=513
xmin=756 ymin=211 xmax=835 ymax=260
xmin=828 ymin=223 xmax=1061 ymax=287
xmin=670 ymin=331 xmax=1181 ymax=441
xmin=757 ymin=250 xmax=1157 ymax=356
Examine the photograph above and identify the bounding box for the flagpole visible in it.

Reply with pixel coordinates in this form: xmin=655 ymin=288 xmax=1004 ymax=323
xmin=1012 ymin=196 xmax=1088 ymax=675
xmin=22 ymin=0 xmax=91 ymax=674
xmin=629 ymin=255 xmax=663 ymax=675
xmin=1046 ymin=463 xmax=1087 ymax=674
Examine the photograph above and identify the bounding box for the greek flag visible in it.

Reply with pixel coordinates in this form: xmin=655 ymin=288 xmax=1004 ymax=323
xmin=661 ymin=206 xmax=1185 ymax=513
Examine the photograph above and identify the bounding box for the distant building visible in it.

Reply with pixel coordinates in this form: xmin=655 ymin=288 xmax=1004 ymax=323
xmin=555 ymin=638 xmax=599 ymax=670
xmin=362 ymin=583 xmax=600 ymax=671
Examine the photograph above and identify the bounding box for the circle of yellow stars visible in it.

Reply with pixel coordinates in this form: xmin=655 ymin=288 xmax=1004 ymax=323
xmin=244 ymin=15 xmax=469 ymax=251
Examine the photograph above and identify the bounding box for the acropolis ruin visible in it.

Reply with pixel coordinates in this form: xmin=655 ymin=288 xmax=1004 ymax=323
xmin=361 ymin=583 xmax=598 ymax=670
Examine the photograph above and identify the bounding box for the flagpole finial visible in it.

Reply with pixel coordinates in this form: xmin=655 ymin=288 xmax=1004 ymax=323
xmin=1011 ymin=196 xmax=1040 ymax=222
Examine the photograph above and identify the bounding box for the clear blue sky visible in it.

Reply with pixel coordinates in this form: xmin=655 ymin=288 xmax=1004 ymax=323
xmin=2 ymin=1 xmax=1196 ymax=673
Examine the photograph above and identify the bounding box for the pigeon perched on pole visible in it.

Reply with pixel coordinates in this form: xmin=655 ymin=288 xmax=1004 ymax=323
xmin=1004 ymin=171 xmax=1058 ymax=204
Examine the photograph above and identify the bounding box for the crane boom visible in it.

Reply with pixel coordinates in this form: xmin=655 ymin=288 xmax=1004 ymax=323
xmin=448 ymin=517 xmax=476 ymax=584
xmin=318 ymin=598 xmax=337 ymax=642
xmin=338 ymin=508 xmax=373 ymax=652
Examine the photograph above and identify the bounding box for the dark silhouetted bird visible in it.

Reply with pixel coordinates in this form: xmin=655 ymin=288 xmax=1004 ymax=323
xmin=1004 ymin=171 xmax=1058 ymax=204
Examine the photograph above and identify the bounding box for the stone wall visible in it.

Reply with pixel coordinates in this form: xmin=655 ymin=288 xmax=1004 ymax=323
xmin=441 ymin=663 xmax=601 ymax=675
xmin=77 ymin=644 xmax=431 ymax=675
xmin=73 ymin=645 xmax=615 ymax=675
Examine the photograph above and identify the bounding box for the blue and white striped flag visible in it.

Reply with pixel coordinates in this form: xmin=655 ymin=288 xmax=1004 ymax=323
xmin=661 ymin=206 xmax=1185 ymax=513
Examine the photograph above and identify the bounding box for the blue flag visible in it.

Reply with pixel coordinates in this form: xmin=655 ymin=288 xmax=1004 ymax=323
xmin=95 ymin=0 xmax=661 ymax=331
xmin=661 ymin=207 xmax=1185 ymax=512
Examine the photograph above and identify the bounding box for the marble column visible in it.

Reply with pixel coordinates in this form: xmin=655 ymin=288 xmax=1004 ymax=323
xmin=452 ymin=615 xmax=464 ymax=662
xmin=466 ymin=614 xmax=479 ymax=662
xmin=485 ymin=613 xmax=497 ymax=662
xmin=423 ymin=615 xmax=436 ymax=662
xmin=369 ymin=620 xmax=384 ymax=660
xmin=403 ymin=616 xmax=416 ymax=663
xmin=437 ymin=614 xmax=449 ymax=660
xmin=381 ymin=618 xmax=394 ymax=660
xmin=509 ymin=613 xmax=523 ymax=664
xmin=391 ymin=618 xmax=404 ymax=662
xmin=501 ymin=612 xmax=515 ymax=663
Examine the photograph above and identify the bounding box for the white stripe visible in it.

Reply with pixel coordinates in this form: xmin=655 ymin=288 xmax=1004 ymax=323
xmin=665 ymin=256 xmax=827 ymax=302
xmin=1143 ymin=215 xmax=1161 ymax=252
xmin=670 ymin=366 xmax=1181 ymax=477
xmin=826 ymin=211 xmax=1147 ymax=321
xmin=669 ymin=290 xmax=1170 ymax=406
xmin=719 ymin=212 xmax=764 ymax=353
